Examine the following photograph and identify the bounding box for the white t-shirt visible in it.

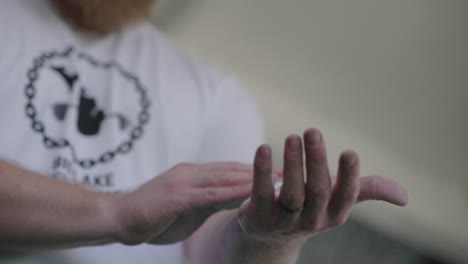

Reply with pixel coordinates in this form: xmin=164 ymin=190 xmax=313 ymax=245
xmin=0 ymin=1 xmax=265 ymax=263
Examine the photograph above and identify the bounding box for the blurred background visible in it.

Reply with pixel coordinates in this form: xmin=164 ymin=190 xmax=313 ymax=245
xmin=151 ymin=0 xmax=467 ymax=263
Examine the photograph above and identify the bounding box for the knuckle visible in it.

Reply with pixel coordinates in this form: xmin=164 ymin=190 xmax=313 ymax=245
xmin=331 ymin=215 xmax=348 ymax=227
xmin=344 ymin=191 xmax=359 ymax=202
xmin=308 ymin=187 xmax=331 ymax=202
xmin=164 ymin=174 xmax=181 ymax=192
xmin=230 ymin=161 xmax=246 ymax=171
xmin=173 ymin=162 xmax=194 ymax=172
xmin=309 ymin=149 xmax=327 ymax=162
xmin=337 ymin=190 xmax=359 ymax=204
xmin=370 ymin=176 xmax=380 ymax=199
xmin=254 ymin=191 xmax=273 ymax=201
xmin=204 ymin=188 xmax=219 ymax=201
xmin=286 ymin=148 xmax=302 ymax=159
xmin=163 ymin=175 xmax=189 ymax=201
xmin=303 ymin=219 xmax=321 ymax=231
xmin=280 ymin=193 xmax=305 ymax=208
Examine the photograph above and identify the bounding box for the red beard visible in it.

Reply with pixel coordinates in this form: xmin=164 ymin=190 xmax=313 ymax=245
xmin=51 ymin=0 xmax=155 ymax=35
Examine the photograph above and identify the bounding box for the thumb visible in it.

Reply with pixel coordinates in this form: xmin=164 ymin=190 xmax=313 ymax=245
xmin=357 ymin=175 xmax=409 ymax=206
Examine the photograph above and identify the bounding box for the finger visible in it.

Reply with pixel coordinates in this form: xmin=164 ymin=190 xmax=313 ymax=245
xmin=205 ymin=162 xmax=253 ymax=173
xmin=191 ymin=183 xmax=253 ymax=207
xmin=328 ymin=150 xmax=360 ymax=222
xmin=195 ymin=171 xmax=253 ymax=188
xmin=358 ymin=176 xmax=409 ymax=206
xmin=276 ymin=135 xmax=305 ymax=229
xmin=247 ymin=144 xmax=275 ymax=222
xmin=302 ymin=128 xmax=332 ymax=225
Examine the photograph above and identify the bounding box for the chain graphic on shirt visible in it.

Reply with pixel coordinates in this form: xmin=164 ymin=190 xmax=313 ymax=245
xmin=24 ymin=46 xmax=151 ymax=174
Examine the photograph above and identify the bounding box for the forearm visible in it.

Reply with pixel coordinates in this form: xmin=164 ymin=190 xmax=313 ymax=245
xmin=0 ymin=160 xmax=120 ymax=250
xmin=187 ymin=210 xmax=305 ymax=264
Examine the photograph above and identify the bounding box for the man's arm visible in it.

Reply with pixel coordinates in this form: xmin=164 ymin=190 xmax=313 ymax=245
xmin=0 ymin=160 xmax=118 ymax=249
xmin=0 ymin=160 xmax=255 ymax=250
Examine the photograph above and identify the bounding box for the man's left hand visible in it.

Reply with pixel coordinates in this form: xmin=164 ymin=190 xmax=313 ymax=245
xmin=237 ymin=128 xmax=409 ymax=242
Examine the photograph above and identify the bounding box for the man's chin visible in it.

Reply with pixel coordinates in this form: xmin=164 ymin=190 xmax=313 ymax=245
xmin=51 ymin=0 xmax=154 ymax=35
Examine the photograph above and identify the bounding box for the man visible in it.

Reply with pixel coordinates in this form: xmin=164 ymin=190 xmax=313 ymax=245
xmin=0 ymin=0 xmax=409 ymax=263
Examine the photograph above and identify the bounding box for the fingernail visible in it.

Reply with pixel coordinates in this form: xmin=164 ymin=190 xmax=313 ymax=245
xmin=260 ymin=145 xmax=271 ymax=158
xmin=342 ymin=152 xmax=358 ymax=167
xmin=288 ymin=135 xmax=301 ymax=151
xmin=306 ymin=130 xmax=321 ymax=147
xmin=397 ymin=186 xmax=410 ymax=206
xmin=347 ymin=156 xmax=358 ymax=167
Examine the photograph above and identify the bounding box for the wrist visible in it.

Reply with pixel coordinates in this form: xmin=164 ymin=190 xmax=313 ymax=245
xmin=94 ymin=192 xmax=124 ymax=244
xmin=223 ymin=210 xmax=306 ymax=250
xmin=233 ymin=210 xmax=307 ymax=248
xmin=95 ymin=191 xmax=147 ymax=246
xmin=107 ymin=191 xmax=162 ymax=246
xmin=207 ymin=210 xmax=305 ymax=264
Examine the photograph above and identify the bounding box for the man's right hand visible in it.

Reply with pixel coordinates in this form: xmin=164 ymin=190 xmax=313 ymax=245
xmin=112 ymin=162 xmax=255 ymax=245
xmin=0 ymin=160 xmax=254 ymax=249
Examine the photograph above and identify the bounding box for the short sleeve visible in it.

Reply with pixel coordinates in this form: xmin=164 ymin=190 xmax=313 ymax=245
xmin=196 ymin=77 xmax=266 ymax=164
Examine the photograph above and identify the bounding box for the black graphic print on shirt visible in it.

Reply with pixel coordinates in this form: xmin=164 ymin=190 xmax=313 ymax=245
xmin=23 ymin=46 xmax=151 ymax=189
xmin=50 ymin=66 xmax=130 ymax=136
